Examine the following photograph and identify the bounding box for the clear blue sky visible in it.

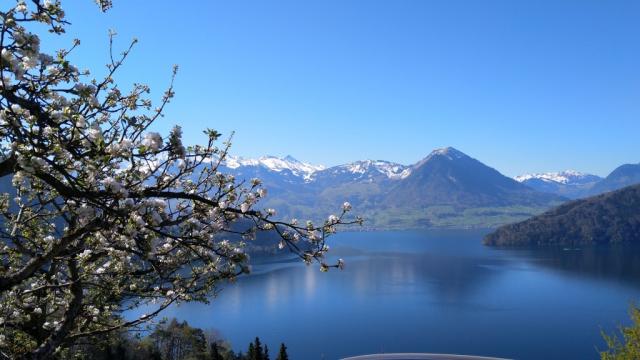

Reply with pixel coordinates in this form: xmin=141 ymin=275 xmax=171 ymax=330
xmin=44 ymin=0 xmax=640 ymax=176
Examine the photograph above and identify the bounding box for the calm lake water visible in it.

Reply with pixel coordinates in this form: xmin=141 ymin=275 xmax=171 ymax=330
xmin=137 ymin=230 xmax=640 ymax=360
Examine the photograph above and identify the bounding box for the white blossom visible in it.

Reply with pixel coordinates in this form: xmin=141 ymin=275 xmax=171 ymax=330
xmin=101 ymin=177 xmax=122 ymax=193
xmin=15 ymin=1 xmax=27 ymax=13
xmin=22 ymin=56 xmax=38 ymax=70
xmin=0 ymin=2 xmax=360 ymax=356
xmin=240 ymin=203 xmax=250 ymax=213
xmin=87 ymin=126 xmax=103 ymax=142
xmin=142 ymin=132 xmax=163 ymax=151
xmin=78 ymin=249 xmax=92 ymax=260
xmin=119 ymin=138 xmax=134 ymax=150
xmin=75 ymin=115 xmax=86 ymax=128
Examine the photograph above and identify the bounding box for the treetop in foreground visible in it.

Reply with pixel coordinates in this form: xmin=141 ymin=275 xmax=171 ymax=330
xmin=0 ymin=1 xmax=360 ymax=358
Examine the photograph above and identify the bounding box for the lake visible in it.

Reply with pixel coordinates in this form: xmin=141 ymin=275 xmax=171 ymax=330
xmin=139 ymin=230 xmax=640 ymax=359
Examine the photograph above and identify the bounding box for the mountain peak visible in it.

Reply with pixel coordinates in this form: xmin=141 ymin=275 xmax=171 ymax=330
xmin=430 ymin=147 xmax=467 ymax=159
xmin=386 ymin=146 xmax=563 ymax=209
xmin=413 ymin=147 xmax=469 ymax=168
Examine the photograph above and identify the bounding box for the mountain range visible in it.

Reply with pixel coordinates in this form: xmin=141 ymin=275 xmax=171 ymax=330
xmin=0 ymin=147 xmax=636 ymax=230
xmin=220 ymin=148 xmax=565 ymax=229
xmin=219 ymin=148 xmax=640 ymax=229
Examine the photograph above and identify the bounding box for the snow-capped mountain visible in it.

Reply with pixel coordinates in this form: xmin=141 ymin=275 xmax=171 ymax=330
xmin=212 ymin=149 xmax=639 ymax=228
xmin=514 ymin=170 xmax=601 ymax=186
xmin=384 ymin=147 xmax=562 ymax=208
xmin=224 ymin=156 xmax=412 ymax=183
xmin=312 ymin=160 xmax=411 ymax=183
xmin=224 ymin=155 xmax=325 ymax=181
xmin=514 ymin=170 xmax=602 ymax=199
xmin=416 ymin=147 xmax=467 ymax=164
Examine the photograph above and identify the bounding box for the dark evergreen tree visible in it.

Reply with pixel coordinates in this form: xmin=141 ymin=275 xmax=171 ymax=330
xmin=254 ymin=337 xmax=264 ymax=360
xmin=276 ymin=343 xmax=289 ymax=360
xmin=247 ymin=342 xmax=256 ymax=360
xmin=264 ymin=344 xmax=270 ymax=360
xmin=210 ymin=342 xmax=224 ymax=360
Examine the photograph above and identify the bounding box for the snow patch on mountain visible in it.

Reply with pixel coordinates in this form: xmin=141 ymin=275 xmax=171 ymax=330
xmin=430 ymin=147 xmax=466 ymax=160
xmin=338 ymin=160 xmax=412 ymax=180
xmin=412 ymin=147 xmax=469 ymax=169
xmin=514 ymin=170 xmax=600 ymax=185
xmin=224 ymin=155 xmax=412 ymax=181
xmin=224 ymin=155 xmax=325 ymax=180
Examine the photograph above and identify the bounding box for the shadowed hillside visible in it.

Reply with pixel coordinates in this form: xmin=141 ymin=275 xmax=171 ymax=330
xmin=484 ymin=184 xmax=640 ymax=246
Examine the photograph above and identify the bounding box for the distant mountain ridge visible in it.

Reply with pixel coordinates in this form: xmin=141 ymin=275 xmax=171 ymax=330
xmin=587 ymin=163 xmax=640 ymax=196
xmin=515 ymin=163 xmax=640 ymax=199
xmin=219 ymin=147 xmax=565 ymax=228
xmin=515 ymin=170 xmax=601 ymax=185
xmin=312 ymin=160 xmax=412 ymax=182
xmin=223 ymin=155 xmax=324 ymax=181
xmin=514 ymin=170 xmax=602 ymax=199
xmin=222 ymin=155 xmax=412 ymax=183
xmin=222 ymin=155 xmax=640 ymax=201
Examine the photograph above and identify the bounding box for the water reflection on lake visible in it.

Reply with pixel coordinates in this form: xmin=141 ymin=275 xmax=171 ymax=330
xmin=134 ymin=230 xmax=640 ymax=360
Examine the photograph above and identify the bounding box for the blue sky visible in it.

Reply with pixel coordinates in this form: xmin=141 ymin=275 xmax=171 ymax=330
xmin=44 ymin=0 xmax=640 ymax=176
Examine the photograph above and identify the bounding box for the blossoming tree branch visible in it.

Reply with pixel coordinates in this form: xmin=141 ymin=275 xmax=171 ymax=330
xmin=0 ymin=1 xmax=362 ymax=358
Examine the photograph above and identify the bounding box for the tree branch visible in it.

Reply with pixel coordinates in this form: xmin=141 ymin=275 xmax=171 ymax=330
xmin=29 ymin=259 xmax=84 ymax=360
xmin=0 ymin=218 xmax=102 ymax=292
